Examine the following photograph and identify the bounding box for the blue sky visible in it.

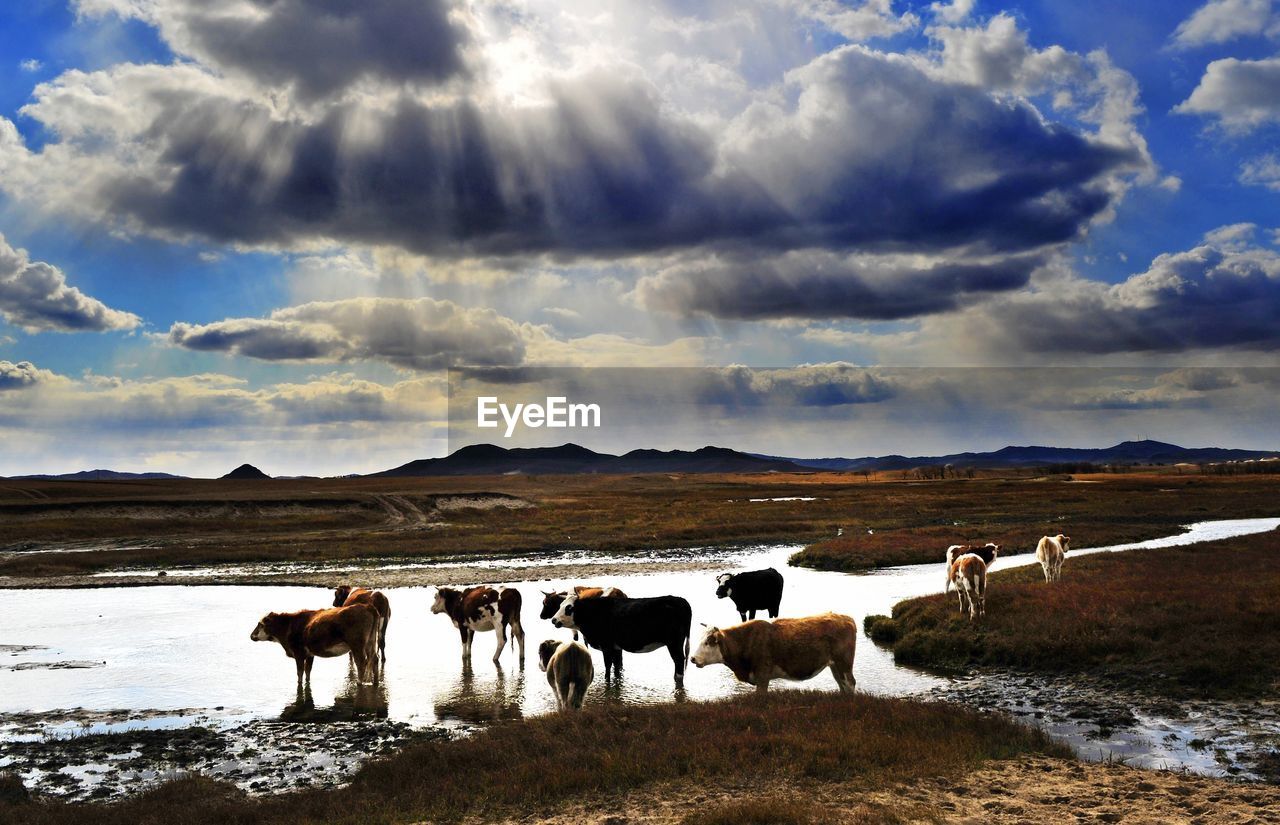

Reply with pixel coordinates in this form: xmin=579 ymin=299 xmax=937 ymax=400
xmin=1 ymin=0 xmax=1278 ymax=476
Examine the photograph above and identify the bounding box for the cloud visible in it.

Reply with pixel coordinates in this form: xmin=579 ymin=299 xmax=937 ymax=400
xmin=914 ymin=225 xmax=1280 ymax=356
xmin=0 ymin=235 xmax=141 ymax=333
xmin=635 ymin=250 xmax=1043 ymax=320
xmin=1175 ymin=56 xmax=1280 ymax=131
xmin=930 ymin=0 xmax=976 ymax=25
xmin=1239 ymin=153 xmax=1280 ymax=190
xmin=74 ymin=0 xmax=469 ymax=100
xmin=1171 ymin=0 xmax=1278 ymax=48
xmin=0 ymin=360 xmax=64 ymax=391
xmin=166 ymin=297 xmax=527 ymax=370
xmin=19 ymin=59 xmax=42 ymax=73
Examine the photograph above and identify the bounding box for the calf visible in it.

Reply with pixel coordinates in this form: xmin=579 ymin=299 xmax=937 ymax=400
xmin=537 ymin=639 xmax=594 ymax=711
xmin=250 ymin=604 xmax=379 ymax=686
xmin=332 ymin=586 xmax=391 ymax=665
xmin=944 ymin=543 xmax=1000 ymax=593
xmin=539 ymin=586 xmax=627 ymax=640
xmin=1035 ymin=534 xmax=1070 ymax=583
xmin=432 ymin=586 xmax=526 ymax=664
xmin=551 ymin=594 xmax=691 ymax=685
xmin=949 ymin=554 xmax=987 ymax=621
xmin=690 ymin=613 xmax=856 ymax=693
xmin=714 ymin=568 xmax=784 ymax=621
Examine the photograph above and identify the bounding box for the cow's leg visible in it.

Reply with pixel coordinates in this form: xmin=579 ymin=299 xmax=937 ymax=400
xmin=768 ymin=602 xmax=779 ymax=619
xmin=295 ymin=656 xmax=305 ymax=687
xmin=1040 ymin=560 xmax=1051 ymax=583
xmin=493 ymin=621 xmax=508 ymax=664
xmin=459 ymin=626 xmax=473 ymax=659
xmin=755 ymin=678 xmax=770 ymax=694
xmin=351 ymin=637 xmax=369 ymax=684
xmin=511 ymin=616 xmax=526 ymax=664
xmin=739 ymin=610 xmax=748 ymax=622
xmin=830 ymin=660 xmax=856 ymax=693
xmin=748 ymin=608 xmax=757 ymax=620
xmin=379 ymin=615 xmax=388 ymax=666
xmin=668 ymin=640 xmax=686 ymax=686
xmin=303 ymin=656 xmax=314 ymax=686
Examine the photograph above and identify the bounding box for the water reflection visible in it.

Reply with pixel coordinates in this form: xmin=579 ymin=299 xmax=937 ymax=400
xmin=433 ymin=662 xmax=526 ymax=723
xmin=279 ymin=671 xmax=390 ymax=722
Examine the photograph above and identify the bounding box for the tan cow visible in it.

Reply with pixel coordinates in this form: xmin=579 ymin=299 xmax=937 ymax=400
xmin=250 ymin=604 xmax=379 ymax=686
xmin=944 ymin=543 xmax=1000 ymax=593
xmin=689 ymin=613 xmax=856 ymax=693
xmin=949 ymin=554 xmax=987 ymax=620
xmin=537 ymin=639 xmax=594 ymax=711
xmin=1035 ymin=534 xmax=1070 ymax=583
xmin=332 ymin=586 xmax=391 ymax=665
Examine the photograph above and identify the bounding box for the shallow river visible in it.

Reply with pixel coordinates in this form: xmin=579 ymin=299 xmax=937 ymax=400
xmin=2 ymin=516 xmax=1279 ymax=793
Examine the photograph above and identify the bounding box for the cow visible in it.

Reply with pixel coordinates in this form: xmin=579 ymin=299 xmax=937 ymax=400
xmin=714 ymin=568 xmax=784 ymax=621
xmin=432 ymin=586 xmax=526 ymax=664
xmin=944 ymin=543 xmax=1000 ymax=593
xmin=537 ymin=639 xmax=594 ymax=711
xmin=539 ymin=586 xmax=627 ymax=640
xmin=250 ymin=604 xmax=379 ymax=687
xmin=949 ymin=554 xmax=987 ymax=620
xmin=551 ymin=594 xmax=691 ymax=685
xmin=689 ymin=613 xmax=857 ymax=694
xmin=332 ymin=586 xmax=391 ymax=665
xmin=1035 ymin=534 xmax=1070 ymax=583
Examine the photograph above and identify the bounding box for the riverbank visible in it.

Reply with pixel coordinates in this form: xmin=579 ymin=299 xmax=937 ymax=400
xmin=0 ymin=692 xmax=1066 ymax=823
xmin=7 ymin=473 xmax=1280 ymax=584
xmin=871 ymin=528 xmax=1280 ymax=699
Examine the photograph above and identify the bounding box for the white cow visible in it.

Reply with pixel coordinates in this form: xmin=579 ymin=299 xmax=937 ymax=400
xmin=949 ymin=554 xmax=987 ymax=620
xmin=1035 ymin=534 xmax=1070 ymax=583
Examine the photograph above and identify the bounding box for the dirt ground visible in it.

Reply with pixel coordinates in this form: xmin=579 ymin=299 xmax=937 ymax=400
xmin=474 ymin=756 xmax=1280 ymax=824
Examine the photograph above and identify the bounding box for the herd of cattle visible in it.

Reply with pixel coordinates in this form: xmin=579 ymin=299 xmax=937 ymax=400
xmin=249 ymin=534 xmax=1073 ymax=710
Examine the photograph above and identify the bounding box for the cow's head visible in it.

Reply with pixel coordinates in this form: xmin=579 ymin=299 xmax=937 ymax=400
xmin=431 ymin=587 xmax=458 ymax=615
xmin=250 ymin=612 xmax=279 ymax=642
xmin=714 ymin=573 xmax=734 ymax=599
xmin=690 ymin=625 xmax=724 ymax=668
xmin=540 ymin=591 xmax=567 ymax=620
xmin=550 ymin=594 xmax=579 ymax=630
xmin=332 ymin=585 xmax=352 ymax=608
xmin=537 ymin=640 xmax=561 ymax=672
xmin=987 ymin=543 xmax=1001 ymax=560
xmin=1058 ymin=535 xmax=1071 ymax=553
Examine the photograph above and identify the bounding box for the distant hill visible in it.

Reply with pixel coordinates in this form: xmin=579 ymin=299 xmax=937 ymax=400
xmin=12 ymin=469 xmax=185 ymax=481
xmin=770 ymin=440 xmax=1280 ymax=472
xmin=370 ymin=443 xmax=806 ymax=477
xmin=221 ymin=463 xmax=271 ymax=480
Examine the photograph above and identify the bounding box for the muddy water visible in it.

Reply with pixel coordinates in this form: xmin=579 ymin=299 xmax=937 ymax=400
xmin=2 ymin=516 xmax=1279 ymax=797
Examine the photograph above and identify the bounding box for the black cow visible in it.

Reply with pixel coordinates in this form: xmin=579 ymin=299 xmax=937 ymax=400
xmin=715 ymin=568 xmax=784 ymax=621
xmin=550 ymin=594 xmax=691 ymax=685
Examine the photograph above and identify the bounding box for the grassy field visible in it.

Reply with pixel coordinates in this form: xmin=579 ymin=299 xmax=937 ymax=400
xmin=0 ymin=692 xmax=1065 ymax=824
xmin=869 ymin=528 xmax=1280 ymax=698
xmin=3 ymin=471 xmax=1279 ymax=579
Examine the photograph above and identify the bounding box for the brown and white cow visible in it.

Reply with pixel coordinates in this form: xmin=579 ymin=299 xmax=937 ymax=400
xmin=250 ymin=604 xmax=380 ymax=686
xmin=1035 ymin=534 xmax=1070 ymax=583
xmin=689 ymin=613 xmax=856 ymax=693
xmin=537 ymin=639 xmax=594 ymax=711
xmin=432 ymin=586 xmax=526 ymax=664
xmin=332 ymin=586 xmax=391 ymax=665
xmin=949 ymin=554 xmax=987 ymax=620
xmin=944 ymin=543 xmax=1000 ymax=593
xmin=539 ymin=586 xmax=626 ymax=640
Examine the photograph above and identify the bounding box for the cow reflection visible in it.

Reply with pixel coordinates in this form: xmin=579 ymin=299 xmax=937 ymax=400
xmin=279 ymin=671 xmax=388 ymax=722
xmin=433 ymin=661 xmax=525 ymax=723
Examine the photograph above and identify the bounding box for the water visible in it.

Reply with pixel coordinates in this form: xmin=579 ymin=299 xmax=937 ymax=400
xmin=2 ymin=517 xmax=1278 ymax=771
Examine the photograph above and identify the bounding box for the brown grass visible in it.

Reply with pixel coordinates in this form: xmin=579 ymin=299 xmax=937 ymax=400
xmin=878 ymin=528 xmax=1280 ymax=697
xmin=0 ymin=692 xmax=1066 ymax=825
xmin=4 ymin=472 xmax=1279 ymax=579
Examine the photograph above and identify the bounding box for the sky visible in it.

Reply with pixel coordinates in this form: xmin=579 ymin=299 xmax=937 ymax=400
xmin=1 ymin=0 xmax=1279 ymax=476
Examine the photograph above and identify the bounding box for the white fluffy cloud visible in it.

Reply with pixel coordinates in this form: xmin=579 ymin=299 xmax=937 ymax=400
xmin=0 ymin=235 xmax=141 ymax=333
xmin=1239 ymin=153 xmax=1280 ymax=189
xmin=1171 ymin=0 xmax=1278 ymax=48
xmin=1176 ymin=56 xmax=1280 ymax=131
xmin=0 ymin=360 xmax=65 ymax=390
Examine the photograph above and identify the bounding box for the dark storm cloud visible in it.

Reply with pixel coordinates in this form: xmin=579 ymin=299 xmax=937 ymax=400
xmin=58 ymin=47 xmax=1137 ymax=267
xmin=91 ymin=0 xmax=469 ymax=100
xmin=0 ymin=360 xmax=59 ymax=390
xmin=166 ymin=297 xmax=527 ymax=370
xmin=635 ymin=251 xmax=1043 ymax=320
xmin=942 ymin=227 xmax=1280 ymax=354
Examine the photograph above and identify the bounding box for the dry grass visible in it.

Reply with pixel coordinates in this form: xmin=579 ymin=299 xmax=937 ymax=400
xmin=878 ymin=528 xmax=1280 ymax=697
xmin=4 ymin=472 xmax=1279 ymax=579
xmin=0 ymin=692 xmax=1065 ymax=825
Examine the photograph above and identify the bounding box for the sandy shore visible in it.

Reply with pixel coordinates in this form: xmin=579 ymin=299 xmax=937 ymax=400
xmin=471 ymin=756 xmax=1280 ymax=824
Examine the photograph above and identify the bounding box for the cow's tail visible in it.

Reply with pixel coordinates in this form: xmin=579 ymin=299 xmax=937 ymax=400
xmin=565 ymin=681 xmax=577 ymax=710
